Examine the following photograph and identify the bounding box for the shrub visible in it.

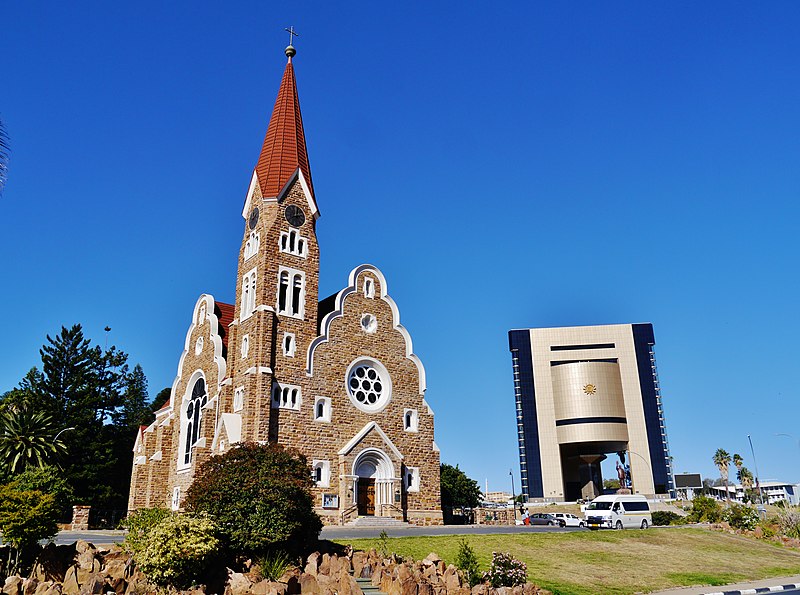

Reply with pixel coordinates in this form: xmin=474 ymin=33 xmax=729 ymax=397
xmin=185 ymin=442 xmax=322 ymax=557
xmin=10 ymin=466 xmax=74 ymax=520
xmin=483 ymin=552 xmax=527 ymax=588
xmin=133 ymin=513 xmax=219 ymax=588
xmin=651 ymin=511 xmax=683 ymax=526
xmin=778 ymin=509 xmax=800 ymax=539
xmin=0 ymin=484 xmax=59 ymax=576
xmin=254 ymin=550 xmax=293 ymax=582
xmin=723 ymin=504 xmax=759 ymax=531
xmin=120 ymin=507 xmax=172 ymax=555
xmin=455 ymin=538 xmax=481 ymax=587
xmin=686 ymin=495 xmax=723 ymax=523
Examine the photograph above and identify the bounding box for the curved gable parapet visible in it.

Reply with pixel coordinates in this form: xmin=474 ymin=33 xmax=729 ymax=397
xmin=306 ymin=264 xmax=427 ymax=396
xmin=167 ymin=294 xmax=228 ymax=413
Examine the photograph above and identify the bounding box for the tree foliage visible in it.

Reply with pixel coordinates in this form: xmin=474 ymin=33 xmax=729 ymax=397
xmin=0 ymin=406 xmax=67 ymax=475
xmin=0 ymin=324 xmax=154 ymax=511
xmin=185 ymin=442 xmax=322 ymax=556
xmin=131 ymin=513 xmax=219 ymax=588
xmin=9 ymin=465 xmax=75 ymax=520
xmin=712 ymin=448 xmax=732 ymax=504
xmin=686 ymin=495 xmax=723 ymax=523
xmin=440 ymin=463 xmax=482 ymax=509
xmin=0 ymin=484 xmax=59 ymax=575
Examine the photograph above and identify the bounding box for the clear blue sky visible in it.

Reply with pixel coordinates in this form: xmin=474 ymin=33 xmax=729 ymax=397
xmin=2 ymin=2 xmax=799 ymax=492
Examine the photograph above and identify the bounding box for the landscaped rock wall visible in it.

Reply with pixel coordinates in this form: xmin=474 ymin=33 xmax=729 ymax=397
xmin=1 ymin=543 xmax=550 ymax=595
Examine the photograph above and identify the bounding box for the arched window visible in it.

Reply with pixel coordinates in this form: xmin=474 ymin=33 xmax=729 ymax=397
xmin=279 ymin=229 xmax=308 ymax=257
xmin=291 ymin=274 xmax=302 ymax=315
xmin=184 ymin=378 xmax=207 ymax=465
xmin=278 ymin=271 xmax=289 ymax=312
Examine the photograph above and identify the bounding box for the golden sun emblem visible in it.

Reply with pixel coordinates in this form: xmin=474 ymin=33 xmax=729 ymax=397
xmin=583 ymin=384 xmax=597 ymax=395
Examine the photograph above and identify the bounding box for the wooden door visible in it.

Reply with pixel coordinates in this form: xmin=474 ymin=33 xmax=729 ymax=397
xmin=357 ymin=478 xmax=376 ymax=516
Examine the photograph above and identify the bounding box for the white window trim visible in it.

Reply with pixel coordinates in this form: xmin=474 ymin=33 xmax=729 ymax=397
xmin=244 ymin=231 xmax=260 ymax=261
xmin=314 ymin=396 xmax=332 ymax=423
xmin=404 ymin=408 xmax=419 ymax=432
xmin=233 ymin=386 xmax=245 ymax=412
xmin=364 ymin=276 xmax=375 ymax=298
xmin=277 ymin=266 xmax=305 ymax=319
xmin=360 ymin=313 xmax=377 ymax=334
xmin=283 ymin=332 xmax=296 ymax=357
xmin=313 ymin=460 xmax=331 ymax=488
xmin=345 ymin=357 xmax=392 ymax=413
xmin=240 ymin=267 xmax=257 ymax=320
xmin=171 ymin=487 xmax=181 ymax=510
xmin=271 ymin=382 xmax=302 ymax=411
xmin=241 ymin=334 xmax=250 ymax=359
xmin=279 ymin=227 xmax=309 ymax=258
xmin=406 ymin=467 xmax=420 ymax=492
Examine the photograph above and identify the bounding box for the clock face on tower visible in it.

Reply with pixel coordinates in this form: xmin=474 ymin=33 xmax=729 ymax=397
xmin=284 ymin=205 xmax=305 ymax=227
xmin=248 ymin=207 xmax=259 ymax=230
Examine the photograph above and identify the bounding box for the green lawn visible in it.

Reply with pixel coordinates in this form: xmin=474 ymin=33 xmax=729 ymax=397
xmin=334 ymin=528 xmax=800 ymax=595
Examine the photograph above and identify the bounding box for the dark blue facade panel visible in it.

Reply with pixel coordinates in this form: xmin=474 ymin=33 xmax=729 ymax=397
xmin=509 ymin=330 xmax=543 ymax=499
xmin=631 ymin=323 xmax=671 ymax=494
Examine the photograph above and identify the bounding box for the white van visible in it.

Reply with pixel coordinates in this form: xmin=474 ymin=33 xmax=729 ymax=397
xmin=583 ymin=494 xmax=651 ymax=530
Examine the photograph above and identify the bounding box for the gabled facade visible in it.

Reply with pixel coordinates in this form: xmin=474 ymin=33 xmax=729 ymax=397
xmin=129 ymin=46 xmax=443 ymax=525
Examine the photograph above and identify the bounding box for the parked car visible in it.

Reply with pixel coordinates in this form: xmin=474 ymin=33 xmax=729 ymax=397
xmin=528 ymin=513 xmax=565 ymax=527
xmin=553 ymin=512 xmax=585 ymax=528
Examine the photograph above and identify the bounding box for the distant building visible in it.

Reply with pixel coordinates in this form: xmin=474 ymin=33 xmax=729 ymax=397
xmin=508 ymin=323 xmax=674 ymax=502
xmin=674 ymin=473 xmax=703 ymax=500
xmin=484 ymin=491 xmax=512 ymax=504
xmin=708 ymin=482 xmax=799 ymax=506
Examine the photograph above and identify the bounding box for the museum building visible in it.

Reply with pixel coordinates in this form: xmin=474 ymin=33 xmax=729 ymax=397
xmin=508 ymin=323 xmax=674 ymax=502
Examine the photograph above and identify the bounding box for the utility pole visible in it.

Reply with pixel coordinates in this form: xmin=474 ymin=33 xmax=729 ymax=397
xmin=509 ymin=469 xmax=516 ymax=522
xmin=747 ymin=435 xmax=765 ymax=505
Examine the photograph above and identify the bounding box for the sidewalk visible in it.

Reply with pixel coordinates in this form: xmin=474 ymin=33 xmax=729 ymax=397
xmin=654 ymin=574 xmax=800 ymax=594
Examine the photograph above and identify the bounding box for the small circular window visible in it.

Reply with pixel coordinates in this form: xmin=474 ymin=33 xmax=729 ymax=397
xmin=346 ymin=359 xmax=392 ymax=412
xmin=360 ymin=314 xmax=377 ymax=334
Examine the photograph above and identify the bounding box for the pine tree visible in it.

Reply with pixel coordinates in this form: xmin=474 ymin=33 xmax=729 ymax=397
xmin=115 ymin=364 xmax=151 ymax=434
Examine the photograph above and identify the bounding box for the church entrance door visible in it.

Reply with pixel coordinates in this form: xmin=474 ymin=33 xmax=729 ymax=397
xmin=357 ymin=478 xmax=375 ymax=516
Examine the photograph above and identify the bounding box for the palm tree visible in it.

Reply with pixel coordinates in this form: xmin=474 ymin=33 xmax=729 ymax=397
xmin=0 ymin=405 xmax=68 ymax=475
xmin=733 ymin=453 xmax=743 ymax=473
xmin=713 ymin=448 xmax=732 ymax=505
xmin=737 ymin=466 xmax=754 ymax=501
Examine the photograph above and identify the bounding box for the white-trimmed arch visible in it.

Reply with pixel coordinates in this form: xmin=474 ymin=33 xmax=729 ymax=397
xmin=167 ymin=294 xmax=227 ymax=416
xmin=176 ymin=369 xmax=207 ymax=470
xmin=306 ymin=264 xmax=427 ymax=397
xmin=353 ymin=447 xmax=394 ymax=479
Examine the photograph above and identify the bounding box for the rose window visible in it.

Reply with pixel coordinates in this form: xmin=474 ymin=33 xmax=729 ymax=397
xmin=346 ymin=359 xmax=391 ymax=412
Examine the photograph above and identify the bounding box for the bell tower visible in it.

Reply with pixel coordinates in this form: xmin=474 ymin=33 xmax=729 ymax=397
xmin=227 ymin=43 xmax=321 ymax=442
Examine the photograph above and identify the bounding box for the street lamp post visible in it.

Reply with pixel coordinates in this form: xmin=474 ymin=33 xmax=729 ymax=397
xmin=627 ymin=449 xmax=653 ymax=495
xmin=509 ymin=469 xmax=516 ymax=522
xmin=52 ymin=427 xmax=75 ymax=445
xmin=747 ymin=434 xmax=765 ymax=505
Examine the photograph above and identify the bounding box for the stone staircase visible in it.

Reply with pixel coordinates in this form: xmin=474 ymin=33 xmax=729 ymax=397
xmin=355 ymin=577 xmax=385 ymax=595
xmin=345 ymin=516 xmax=408 ymax=528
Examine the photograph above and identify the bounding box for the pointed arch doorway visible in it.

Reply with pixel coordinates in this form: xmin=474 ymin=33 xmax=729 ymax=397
xmin=353 ymin=448 xmax=394 ymax=517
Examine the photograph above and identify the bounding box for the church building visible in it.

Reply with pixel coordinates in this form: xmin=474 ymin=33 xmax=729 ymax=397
xmin=129 ymin=44 xmax=443 ymax=526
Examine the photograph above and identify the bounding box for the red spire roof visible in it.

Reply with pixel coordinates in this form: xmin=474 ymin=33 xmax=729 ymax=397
xmin=254 ymin=51 xmax=314 ymax=199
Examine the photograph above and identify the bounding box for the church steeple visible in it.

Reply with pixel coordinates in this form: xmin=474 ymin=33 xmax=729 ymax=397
xmin=254 ymin=45 xmax=314 ymax=200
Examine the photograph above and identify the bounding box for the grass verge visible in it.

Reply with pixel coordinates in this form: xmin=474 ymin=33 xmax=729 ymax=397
xmin=334 ymin=528 xmax=800 ymax=595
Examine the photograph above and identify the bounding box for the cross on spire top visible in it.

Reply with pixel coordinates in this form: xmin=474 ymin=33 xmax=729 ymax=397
xmin=284 ymin=26 xmax=299 ymax=59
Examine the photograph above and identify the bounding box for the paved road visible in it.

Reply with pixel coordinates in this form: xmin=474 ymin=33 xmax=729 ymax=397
xmin=320 ymin=524 xmax=582 ymax=540
xmin=653 ymin=575 xmax=800 ymax=594
xmin=54 ymin=524 xmax=580 ymax=546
